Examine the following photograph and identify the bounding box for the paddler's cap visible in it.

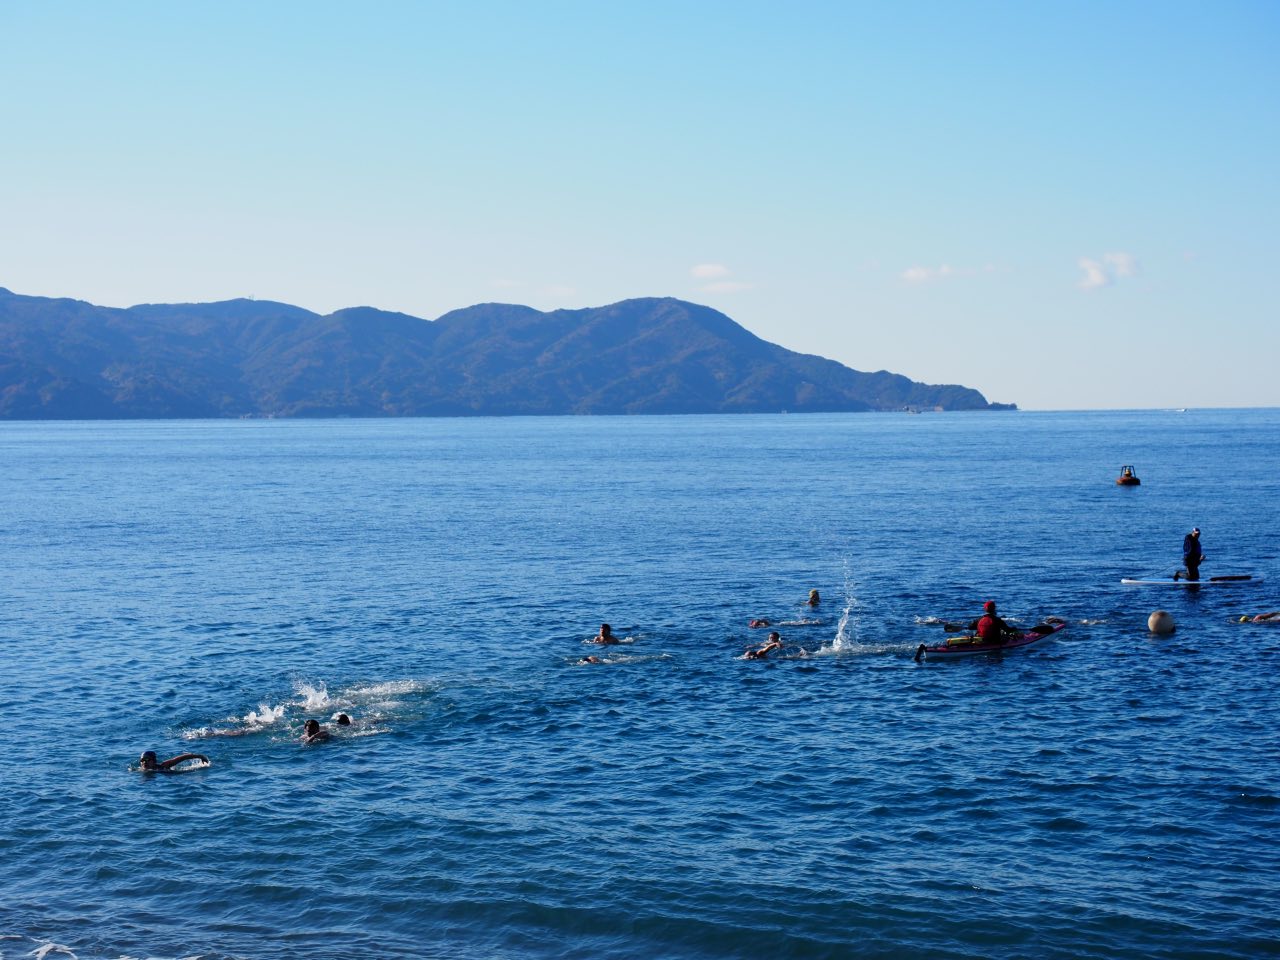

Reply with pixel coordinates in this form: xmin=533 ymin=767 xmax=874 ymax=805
xmin=984 ymin=601 xmax=996 ymax=613
xmin=1192 ymin=527 xmax=1200 ymax=535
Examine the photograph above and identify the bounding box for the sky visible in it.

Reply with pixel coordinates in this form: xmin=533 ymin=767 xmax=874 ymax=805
xmin=1 ymin=1 xmax=1277 ymax=410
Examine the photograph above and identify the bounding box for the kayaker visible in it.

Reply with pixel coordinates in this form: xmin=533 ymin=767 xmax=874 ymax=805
xmin=1178 ymin=527 xmax=1204 ymax=581
xmin=974 ymin=601 xmax=1013 ymax=644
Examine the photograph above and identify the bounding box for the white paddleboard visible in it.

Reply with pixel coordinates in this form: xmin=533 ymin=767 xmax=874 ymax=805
xmin=1120 ymin=575 xmax=1262 ymax=585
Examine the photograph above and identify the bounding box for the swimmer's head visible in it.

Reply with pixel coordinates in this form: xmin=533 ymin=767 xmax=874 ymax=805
xmin=304 ymin=719 xmax=320 ymax=736
xmin=336 ymin=713 xmax=351 ymax=726
xmin=809 ymin=589 xmax=819 ymax=598
xmin=139 ymin=750 xmax=158 ymax=770
xmin=768 ymin=631 xmax=781 ymax=641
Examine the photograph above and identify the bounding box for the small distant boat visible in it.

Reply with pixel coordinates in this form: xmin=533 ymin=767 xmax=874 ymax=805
xmin=1116 ymin=465 xmax=1141 ymax=486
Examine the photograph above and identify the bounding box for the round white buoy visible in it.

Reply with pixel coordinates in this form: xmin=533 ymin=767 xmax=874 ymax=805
xmin=1148 ymin=610 xmax=1176 ymax=634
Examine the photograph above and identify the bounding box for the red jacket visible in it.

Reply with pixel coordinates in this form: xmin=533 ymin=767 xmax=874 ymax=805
xmin=976 ymin=615 xmax=1004 ymax=640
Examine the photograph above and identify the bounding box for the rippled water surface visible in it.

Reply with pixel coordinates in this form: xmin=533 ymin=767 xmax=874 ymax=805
xmin=2 ymin=411 xmax=1279 ymax=959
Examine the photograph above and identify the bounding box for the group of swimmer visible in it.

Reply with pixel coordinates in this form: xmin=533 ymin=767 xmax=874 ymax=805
xmin=744 ymin=589 xmax=1033 ymax=658
xmin=579 ymin=589 xmax=825 ymax=664
xmin=137 ymin=712 xmax=354 ymax=774
xmin=743 ymin=589 xmax=823 ymax=658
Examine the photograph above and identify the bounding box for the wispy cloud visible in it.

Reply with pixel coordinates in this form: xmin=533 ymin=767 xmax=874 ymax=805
xmin=900 ymin=263 xmax=999 ymax=284
xmin=1078 ymin=252 xmax=1139 ymax=290
xmin=690 ymin=263 xmax=752 ymax=293
xmin=701 ymin=280 xmax=753 ymax=293
xmin=1106 ymin=252 xmax=1137 ymax=277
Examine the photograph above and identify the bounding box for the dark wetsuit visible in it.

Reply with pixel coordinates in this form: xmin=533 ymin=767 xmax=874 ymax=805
xmin=1182 ymin=533 xmax=1203 ymax=581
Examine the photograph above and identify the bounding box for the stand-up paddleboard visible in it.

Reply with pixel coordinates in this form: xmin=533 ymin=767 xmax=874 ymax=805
xmin=914 ymin=619 xmax=1066 ymax=661
xmin=1121 ymin=576 xmax=1259 ymax=583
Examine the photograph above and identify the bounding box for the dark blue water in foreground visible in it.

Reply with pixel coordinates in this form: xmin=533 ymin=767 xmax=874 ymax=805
xmin=3 ymin=410 xmax=1279 ymax=960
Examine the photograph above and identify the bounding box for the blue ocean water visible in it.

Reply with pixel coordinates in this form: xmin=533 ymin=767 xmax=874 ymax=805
xmin=2 ymin=410 xmax=1278 ymax=960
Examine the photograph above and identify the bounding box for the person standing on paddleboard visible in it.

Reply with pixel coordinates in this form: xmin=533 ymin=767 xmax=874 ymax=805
xmin=1179 ymin=527 xmax=1204 ymax=581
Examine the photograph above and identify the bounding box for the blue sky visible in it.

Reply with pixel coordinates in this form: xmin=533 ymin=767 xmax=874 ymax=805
xmin=2 ymin=1 xmax=1276 ymax=409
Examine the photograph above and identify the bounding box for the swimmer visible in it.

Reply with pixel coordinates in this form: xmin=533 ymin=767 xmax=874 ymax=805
xmin=302 ymin=719 xmax=330 ymax=744
xmin=578 ymin=655 xmax=604 ymax=664
xmin=138 ymin=750 xmax=209 ymax=772
xmin=807 ymin=589 xmax=820 ymax=607
xmin=745 ymin=631 xmax=785 ymax=659
xmin=590 ymin=623 xmax=621 ymax=645
xmin=1242 ymin=611 xmax=1280 ymax=623
xmin=749 ymin=618 xmax=772 ymax=628
xmin=335 ymin=713 xmax=352 ymax=726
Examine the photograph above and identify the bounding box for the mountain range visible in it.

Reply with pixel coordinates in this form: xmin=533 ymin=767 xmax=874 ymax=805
xmin=0 ymin=287 xmax=1014 ymax=418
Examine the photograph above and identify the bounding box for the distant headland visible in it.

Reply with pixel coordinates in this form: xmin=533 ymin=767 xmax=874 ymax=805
xmin=0 ymin=287 xmax=1015 ymax=419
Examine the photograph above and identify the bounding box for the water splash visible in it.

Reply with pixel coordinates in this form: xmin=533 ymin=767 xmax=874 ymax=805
xmin=831 ymin=561 xmax=860 ymax=652
xmin=244 ymin=703 xmax=286 ymax=726
xmin=294 ymin=681 xmax=331 ymax=710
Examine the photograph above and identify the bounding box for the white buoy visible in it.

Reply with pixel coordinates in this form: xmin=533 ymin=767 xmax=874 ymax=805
xmin=1148 ymin=610 xmax=1176 ymax=634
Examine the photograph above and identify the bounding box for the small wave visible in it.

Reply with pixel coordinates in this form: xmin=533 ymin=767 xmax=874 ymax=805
xmin=804 ymin=640 xmax=918 ymax=658
xmin=344 ymin=679 xmax=431 ymax=699
xmin=30 ymin=940 xmax=77 ymax=959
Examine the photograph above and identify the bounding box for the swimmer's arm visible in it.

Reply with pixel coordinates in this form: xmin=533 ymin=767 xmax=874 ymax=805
xmin=160 ymin=752 xmax=208 ymax=769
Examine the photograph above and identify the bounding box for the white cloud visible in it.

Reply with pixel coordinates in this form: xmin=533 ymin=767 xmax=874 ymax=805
xmin=701 ymin=280 xmax=754 ymax=293
xmin=1077 ymin=258 xmax=1110 ymax=289
xmin=1078 ymin=251 xmax=1139 ymax=290
xmin=689 ymin=263 xmax=752 ymax=294
xmin=1105 ymin=252 xmax=1137 ymax=277
xmin=900 ymin=263 xmax=963 ymax=284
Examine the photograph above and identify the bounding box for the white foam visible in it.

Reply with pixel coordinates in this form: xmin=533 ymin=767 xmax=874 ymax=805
xmin=345 ymin=679 xmax=429 ymax=699
xmin=294 ymin=681 xmax=331 ymax=710
xmin=30 ymin=940 xmax=77 ymax=959
xmin=243 ymin=703 xmax=286 ymax=726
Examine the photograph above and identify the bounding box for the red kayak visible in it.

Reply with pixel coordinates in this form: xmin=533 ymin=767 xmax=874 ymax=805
xmin=914 ymin=619 xmax=1066 ymax=661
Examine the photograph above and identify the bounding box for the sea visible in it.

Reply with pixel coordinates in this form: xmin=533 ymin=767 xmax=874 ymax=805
xmin=2 ymin=409 xmax=1278 ymax=960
